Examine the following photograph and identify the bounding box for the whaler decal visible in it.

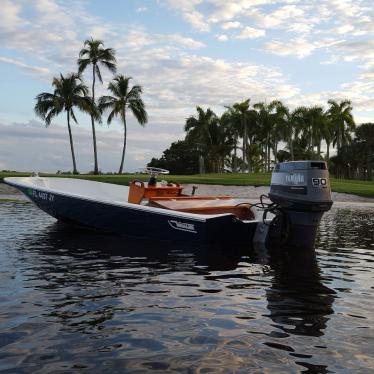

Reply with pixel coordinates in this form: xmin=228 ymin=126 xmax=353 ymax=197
xmin=168 ymin=220 xmax=197 ymax=233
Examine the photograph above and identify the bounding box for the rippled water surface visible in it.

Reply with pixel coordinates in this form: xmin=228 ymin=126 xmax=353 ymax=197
xmin=0 ymin=201 xmax=373 ymax=373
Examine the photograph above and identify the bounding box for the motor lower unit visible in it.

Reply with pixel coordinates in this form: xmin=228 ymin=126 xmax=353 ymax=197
xmin=267 ymin=161 xmax=333 ymax=249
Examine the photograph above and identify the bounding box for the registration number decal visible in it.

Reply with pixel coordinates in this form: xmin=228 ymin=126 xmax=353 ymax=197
xmin=29 ymin=189 xmax=55 ymax=202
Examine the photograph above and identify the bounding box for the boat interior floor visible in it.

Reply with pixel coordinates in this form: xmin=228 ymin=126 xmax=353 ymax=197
xmin=147 ymin=196 xmax=255 ymax=220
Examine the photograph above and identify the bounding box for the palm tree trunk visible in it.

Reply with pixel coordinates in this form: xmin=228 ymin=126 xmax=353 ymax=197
xmin=326 ymin=141 xmax=330 ymax=161
xmin=242 ymin=117 xmax=247 ymax=172
xmin=336 ymin=125 xmax=341 ymax=155
xmin=248 ymin=134 xmax=252 ymax=173
xmin=318 ymin=137 xmax=322 ymax=155
xmin=67 ymin=111 xmax=78 ymax=174
xmin=199 ymin=154 xmax=205 ymax=174
xmin=267 ymin=134 xmax=271 ymax=171
xmin=367 ymin=153 xmax=372 ymax=181
xmin=91 ymin=64 xmax=99 ymax=174
xmin=273 ymin=135 xmax=278 ymax=163
xmin=118 ymin=112 xmax=127 ymax=174
xmin=233 ymin=135 xmax=238 ymax=173
xmin=262 ymin=143 xmax=266 ymax=172
xmin=289 ymin=135 xmax=294 ymax=160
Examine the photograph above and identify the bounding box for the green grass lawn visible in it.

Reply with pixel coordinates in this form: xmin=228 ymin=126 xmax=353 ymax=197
xmin=1 ymin=171 xmax=373 ymax=198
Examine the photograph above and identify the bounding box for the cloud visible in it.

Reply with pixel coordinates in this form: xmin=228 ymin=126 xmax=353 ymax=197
xmin=0 ymin=56 xmax=50 ymax=75
xmin=207 ymin=0 xmax=272 ymax=23
xmin=215 ymin=34 xmax=229 ymax=41
xmin=221 ymin=21 xmax=242 ymax=30
xmin=265 ymin=37 xmax=344 ymax=59
xmin=265 ymin=37 xmax=316 ymax=58
xmin=0 ymin=0 xmax=22 ymax=32
xmin=0 ymin=120 xmax=181 ymax=173
xmin=136 ymin=7 xmax=148 ymax=12
xmin=164 ymin=0 xmax=210 ymax=32
xmin=235 ymin=26 xmax=265 ymax=39
xmin=167 ymin=34 xmax=206 ymax=49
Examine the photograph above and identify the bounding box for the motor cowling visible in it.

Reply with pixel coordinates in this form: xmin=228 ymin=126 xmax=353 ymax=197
xmin=267 ymin=161 xmax=333 ymax=249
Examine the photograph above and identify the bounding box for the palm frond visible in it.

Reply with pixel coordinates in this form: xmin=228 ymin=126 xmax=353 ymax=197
xmin=107 ymin=109 xmax=117 ymax=125
xmin=129 ymin=99 xmax=148 ymax=126
xmin=70 ymin=108 xmax=78 ymax=124
xmin=78 ymin=48 xmax=90 ymax=58
xmin=44 ymin=108 xmax=59 ymax=126
xmin=101 ymin=60 xmax=116 ymax=74
xmin=95 ymin=64 xmax=103 ymax=84
xmin=98 ymin=95 xmax=117 ymax=112
xmin=77 ymin=58 xmax=90 ymax=74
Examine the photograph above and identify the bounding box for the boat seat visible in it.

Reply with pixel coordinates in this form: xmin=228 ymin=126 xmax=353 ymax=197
xmin=128 ymin=180 xmax=184 ymax=204
xmin=148 ymin=196 xmax=255 ymax=220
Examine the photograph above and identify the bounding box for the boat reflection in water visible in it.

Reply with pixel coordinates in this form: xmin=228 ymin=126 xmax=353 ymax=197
xmin=23 ymin=222 xmax=336 ymax=340
xmin=2 ymin=200 xmax=372 ymax=373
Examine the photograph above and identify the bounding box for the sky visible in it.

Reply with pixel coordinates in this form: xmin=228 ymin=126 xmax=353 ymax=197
xmin=0 ymin=0 xmax=373 ymax=173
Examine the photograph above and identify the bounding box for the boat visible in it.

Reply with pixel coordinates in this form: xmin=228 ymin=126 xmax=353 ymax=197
xmin=4 ymin=161 xmax=333 ymax=249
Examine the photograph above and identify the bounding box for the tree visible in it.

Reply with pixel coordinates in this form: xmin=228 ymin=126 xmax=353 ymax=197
xmin=327 ymin=100 xmax=355 ymax=155
xmin=148 ymin=140 xmax=199 ymax=174
xmin=78 ymin=38 xmax=116 ymax=174
xmin=232 ymin=99 xmax=250 ymax=172
xmin=270 ymin=100 xmax=287 ymax=164
xmin=99 ymin=75 xmax=148 ymax=174
xmin=355 ymin=123 xmax=374 ymax=180
xmin=277 ymin=106 xmax=305 ymax=161
xmin=185 ymin=106 xmax=218 ymax=173
xmin=34 ymin=73 xmax=99 ymax=174
xmin=253 ymin=100 xmax=281 ymax=171
xmin=304 ymin=106 xmax=327 ymax=155
xmin=323 ymin=116 xmax=334 ymax=162
xmin=206 ymin=118 xmax=235 ymax=172
xmin=221 ymin=107 xmax=241 ymax=172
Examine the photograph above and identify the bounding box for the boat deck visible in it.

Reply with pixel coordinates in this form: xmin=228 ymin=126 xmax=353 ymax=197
xmin=148 ymin=196 xmax=255 ymax=220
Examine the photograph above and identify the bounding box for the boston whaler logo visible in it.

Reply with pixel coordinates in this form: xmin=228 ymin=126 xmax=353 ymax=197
xmin=168 ymin=220 xmax=197 ymax=233
xmin=285 ymin=173 xmax=305 ymax=185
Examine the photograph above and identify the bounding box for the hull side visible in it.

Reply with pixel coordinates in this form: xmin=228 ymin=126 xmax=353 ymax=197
xmin=13 ymin=183 xmax=257 ymax=245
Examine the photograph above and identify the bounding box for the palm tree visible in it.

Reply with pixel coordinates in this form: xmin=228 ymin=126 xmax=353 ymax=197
xmin=34 ymin=73 xmax=99 ymax=174
xmin=327 ymin=100 xmax=355 ymax=155
xmin=305 ymin=106 xmax=327 ymax=154
xmin=277 ymin=106 xmax=305 ymax=161
xmin=221 ymin=107 xmax=242 ymax=172
xmin=270 ymin=100 xmax=287 ymax=164
xmin=232 ymin=99 xmax=250 ymax=172
xmin=207 ymin=118 xmax=235 ymax=172
xmin=78 ymin=38 xmax=116 ymax=174
xmin=98 ymin=75 xmax=148 ymax=174
xmin=253 ymin=100 xmax=281 ymax=171
xmin=355 ymin=123 xmax=374 ymax=180
xmin=185 ymin=106 xmax=218 ymax=173
xmin=323 ymin=117 xmax=334 ymax=162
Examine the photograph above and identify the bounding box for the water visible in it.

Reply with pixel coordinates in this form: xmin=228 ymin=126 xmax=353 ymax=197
xmin=0 ymin=202 xmax=373 ymax=373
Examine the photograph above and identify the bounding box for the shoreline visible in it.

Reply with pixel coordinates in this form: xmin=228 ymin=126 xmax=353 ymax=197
xmin=1 ymin=182 xmax=374 ymax=204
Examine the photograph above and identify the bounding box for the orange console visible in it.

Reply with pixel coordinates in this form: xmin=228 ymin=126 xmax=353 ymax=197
xmin=128 ymin=180 xmax=184 ymax=204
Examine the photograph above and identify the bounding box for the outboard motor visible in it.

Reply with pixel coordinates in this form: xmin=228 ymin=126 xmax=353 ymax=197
xmin=267 ymin=161 xmax=333 ymax=249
